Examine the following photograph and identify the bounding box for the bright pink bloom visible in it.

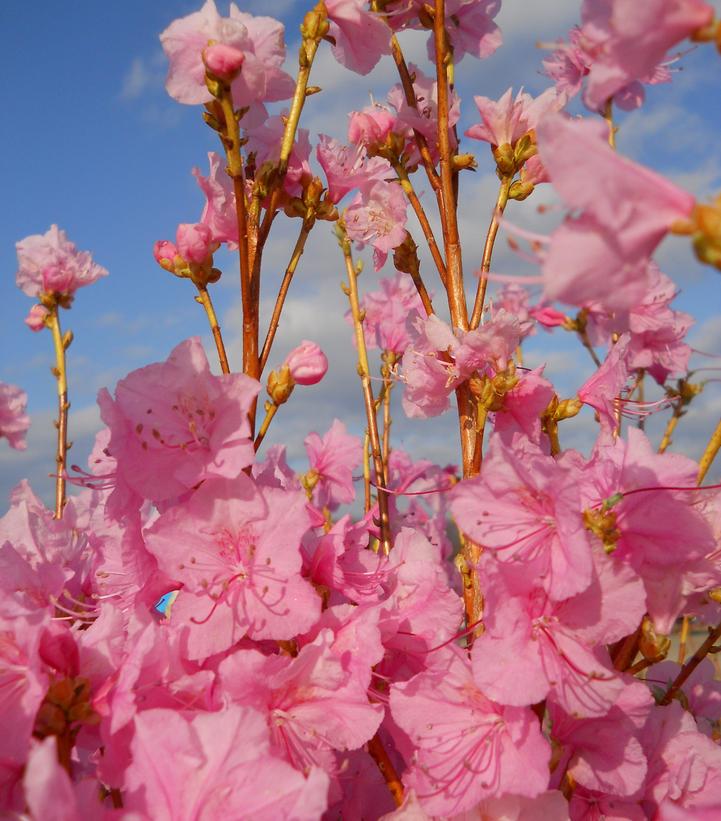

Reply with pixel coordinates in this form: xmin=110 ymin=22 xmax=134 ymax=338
xmin=123 ymin=707 xmax=330 ymax=819
xmin=466 ymin=86 xmax=564 ymax=147
xmin=245 ymin=114 xmax=312 ymax=197
xmin=218 ymin=628 xmax=383 ymax=772
xmin=494 ymin=283 xmax=532 ymax=326
xmin=578 ymin=333 xmax=631 ymax=434
xmin=22 ymin=737 xmax=83 ymax=821
xmin=153 ymin=239 xmax=178 ymax=268
xmin=580 ymin=428 xmax=717 ymax=632
xmin=316 ymin=135 xmax=391 ymax=204
xmin=284 ymin=341 xmax=328 ymax=386
xmin=98 ymin=337 xmax=260 ymax=506
xmin=160 ymin=1 xmax=295 ymax=122
xmin=325 ymin=0 xmax=391 ymax=75
xmin=579 ymin=0 xmax=713 ymax=112
xmin=193 ymin=152 xmax=239 ymax=247
xmin=304 ymin=419 xmax=362 ymax=510
xmin=344 ymin=179 xmax=408 ymax=270
xmin=492 ymin=366 xmax=555 ymax=447
xmin=348 ymin=105 xmax=397 ymax=148
xmin=16 ymin=225 xmax=108 ymax=298
xmin=361 ymin=272 xmax=425 ymax=354
xmin=203 ymin=41 xmax=245 ymax=78
xmin=530 ymin=304 xmax=568 ymax=328
xmin=145 ymin=474 xmax=320 ymax=658
xmin=537 ymin=115 xmax=695 ymax=312
xmin=175 ymin=222 xmax=213 ymax=263
xmin=452 ymin=435 xmax=593 ymax=600
xmin=0 ymin=383 xmax=30 ymax=451
xmin=24 ymin=304 xmax=49 ymax=332
xmin=390 ymin=647 xmax=551 ymax=816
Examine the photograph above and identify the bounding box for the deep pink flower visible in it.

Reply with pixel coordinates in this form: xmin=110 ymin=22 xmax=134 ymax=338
xmin=153 ymin=239 xmax=179 ymax=269
xmin=492 ymin=366 xmax=555 ymax=447
xmin=304 ymin=419 xmax=362 ymax=510
xmin=647 ymin=659 xmax=721 ymax=737
xmin=0 ymin=383 xmax=30 ymax=451
xmin=325 ymin=0 xmax=391 ymax=75
xmin=193 ymin=151 xmax=239 ymax=247
xmin=175 ymin=222 xmax=213 ymax=263
xmin=452 ymin=435 xmax=593 ymax=601
xmin=16 ymin=225 xmax=108 ymax=298
xmin=390 ymin=647 xmax=551 ymax=816
xmin=344 ymin=179 xmax=408 ymax=270
xmin=160 ymin=1 xmax=295 ymax=122
xmin=284 ymin=341 xmax=328 ymax=386
xmin=145 ymin=474 xmax=320 ymax=659
xmin=203 ymin=41 xmax=245 ymax=78
xmin=123 ymin=706 xmax=330 ymax=819
xmin=537 ymin=115 xmax=695 ymax=312
xmin=98 ymin=337 xmax=260 ymax=506
xmin=530 ymin=304 xmax=569 ymax=328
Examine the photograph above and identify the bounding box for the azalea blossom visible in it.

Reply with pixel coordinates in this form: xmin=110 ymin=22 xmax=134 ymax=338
xmin=0 ymin=383 xmax=30 ymax=451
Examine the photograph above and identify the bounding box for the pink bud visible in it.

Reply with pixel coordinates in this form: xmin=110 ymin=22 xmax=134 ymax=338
xmin=175 ymin=223 xmax=213 ymax=264
xmin=530 ymin=305 xmax=568 ymax=328
xmin=204 ymin=43 xmax=245 ymax=79
xmin=284 ymin=341 xmax=328 ymax=386
xmin=348 ymin=107 xmax=396 ymax=147
xmin=25 ymin=304 xmax=49 ymax=332
xmin=153 ymin=240 xmax=178 ymax=268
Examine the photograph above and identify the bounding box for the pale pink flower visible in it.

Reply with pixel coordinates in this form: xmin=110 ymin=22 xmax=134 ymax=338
xmin=16 ymin=225 xmax=108 ymax=298
xmin=361 ymin=272 xmax=425 ymax=354
xmin=537 ymin=115 xmax=695 ymax=312
xmin=98 ymin=337 xmax=260 ymax=506
xmin=580 ymin=0 xmax=714 ymax=112
xmin=452 ymin=434 xmax=593 ymax=601
xmin=160 ymin=1 xmax=295 ymax=123
xmin=0 ymin=383 xmax=30 ymax=451
xmin=316 ymin=135 xmax=391 ymax=204
xmin=145 ymin=474 xmax=320 ymax=658
xmin=304 ymin=419 xmax=362 ymax=510
xmin=325 ymin=0 xmax=391 ymax=75
xmin=245 ymin=114 xmax=312 ymax=197
xmin=203 ymin=41 xmax=245 ymax=78
xmin=466 ymin=87 xmax=564 ymax=148
xmin=22 ymin=737 xmax=83 ymax=820
xmin=348 ymin=105 xmax=397 ymax=148
xmin=193 ymin=151 xmax=239 ymax=247
xmin=123 ymin=707 xmax=330 ymax=819
xmin=284 ymin=341 xmax=328 ymax=386
xmin=344 ymin=179 xmax=408 ymax=270
xmin=24 ymin=304 xmax=49 ymax=332
xmin=153 ymin=239 xmax=179 ymax=268
xmin=390 ymin=647 xmax=551 ymax=816
xmin=578 ymin=333 xmax=631 ymax=434
xmin=647 ymin=659 xmax=721 ymax=737
xmin=175 ymin=222 xmax=213 ymax=263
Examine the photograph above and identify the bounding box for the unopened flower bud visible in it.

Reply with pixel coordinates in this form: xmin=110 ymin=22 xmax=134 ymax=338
xmin=284 ymin=341 xmax=328 ymax=386
xmin=529 ymin=305 xmax=568 ymax=328
xmin=267 ymin=365 xmax=294 ymax=405
xmin=508 ymin=180 xmax=535 ymax=201
xmin=25 ymin=304 xmax=49 ymax=332
xmin=204 ymin=43 xmax=245 ymax=80
xmin=301 ymin=6 xmax=329 ymax=41
xmin=691 ymin=198 xmax=721 ymax=271
xmin=153 ymin=240 xmax=179 ymax=272
xmin=452 ymin=153 xmax=477 ymax=172
xmin=555 ymin=398 xmax=583 ymax=421
xmin=492 ymin=143 xmax=516 ymax=176
xmin=393 ymin=234 xmax=420 ymax=276
xmin=176 ymin=223 xmax=213 ymax=264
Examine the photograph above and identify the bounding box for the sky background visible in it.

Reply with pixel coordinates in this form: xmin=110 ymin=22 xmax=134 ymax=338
xmin=1 ymin=0 xmax=720 ymax=506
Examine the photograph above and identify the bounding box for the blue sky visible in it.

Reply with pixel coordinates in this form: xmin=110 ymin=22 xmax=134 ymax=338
xmin=2 ymin=0 xmax=720 ymax=503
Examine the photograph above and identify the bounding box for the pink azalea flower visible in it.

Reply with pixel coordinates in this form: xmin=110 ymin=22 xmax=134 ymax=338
xmin=24 ymin=304 xmax=49 ymax=332
xmin=284 ymin=341 xmax=328 ymax=386
xmin=0 ymin=383 xmax=30 ymax=451
xmin=492 ymin=366 xmax=555 ymax=447
xmin=97 ymin=337 xmax=260 ymax=507
xmin=465 ymin=86 xmax=564 ymax=148
xmin=16 ymin=225 xmax=108 ymax=298
xmin=344 ymin=179 xmax=408 ymax=270
xmin=123 ymin=706 xmax=330 ymax=819
xmin=348 ymin=105 xmax=397 ymax=148
xmin=218 ymin=628 xmax=383 ymax=773
xmin=646 ymin=658 xmax=721 ymax=738
xmin=578 ymin=333 xmax=631 ymax=434
xmin=22 ymin=737 xmax=83 ymax=820
xmin=580 ymin=0 xmax=714 ymax=112
xmin=175 ymin=222 xmax=213 ymax=263
xmin=451 ymin=434 xmax=593 ymax=601
xmin=390 ymin=647 xmax=551 ymax=816
xmin=304 ymin=419 xmax=362 ymax=510
xmin=193 ymin=151 xmax=239 ymax=247
xmin=493 ymin=283 xmax=532 ymax=326
xmin=316 ymin=135 xmax=391 ymax=204
xmin=530 ymin=304 xmax=569 ymax=328
xmin=537 ymin=115 xmax=695 ymax=312
xmin=580 ymin=428 xmax=716 ymax=632
xmin=245 ymin=114 xmax=312 ymax=197
xmin=160 ymin=1 xmax=295 ymax=123
xmin=203 ymin=41 xmax=245 ymax=79
xmin=325 ymin=0 xmax=391 ymax=75
xmin=361 ymin=272 xmax=425 ymax=354
xmin=144 ymin=474 xmax=320 ymax=658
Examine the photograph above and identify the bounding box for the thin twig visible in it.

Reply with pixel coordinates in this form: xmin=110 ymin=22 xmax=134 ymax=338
xmin=195 ymin=286 xmax=231 ymax=374
xmin=47 ymin=306 xmax=69 ymax=519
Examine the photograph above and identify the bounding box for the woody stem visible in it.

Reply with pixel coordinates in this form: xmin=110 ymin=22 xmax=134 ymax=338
xmin=47 ymin=306 xmax=69 ymax=519
xmin=195 ymin=286 xmax=230 ymax=374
